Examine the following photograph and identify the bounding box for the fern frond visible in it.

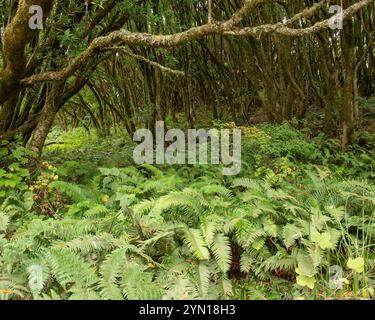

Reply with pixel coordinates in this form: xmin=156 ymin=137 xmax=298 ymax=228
xmin=0 ymin=211 xmax=9 ymax=232
xmin=199 ymin=185 xmax=233 ymax=198
xmin=121 ymin=263 xmax=162 ymax=300
xmin=282 ymin=224 xmax=304 ymax=248
xmin=196 ymin=262 xmax=210 ymax=298
xmin=232 ymin=178 xmax=261 ymax=190
xmin=27 ymin=264 xmax=50 ymax=297
xmin=211 ymin=234 xmax=231 ymax=273
xmin=44 ymin=248 xmax=98 ymax=289
xmin=49 ymin=181 xmax=92 ymax=203
xmin=99 ymin=248 xmax=126 ymax=300
xmin=65 ymin=233 xmax=116 ymax=254
xmin=184 ymin=228 xmax=210 ymax=261
xmin=68 ymin=286 xmax=101 ymax=300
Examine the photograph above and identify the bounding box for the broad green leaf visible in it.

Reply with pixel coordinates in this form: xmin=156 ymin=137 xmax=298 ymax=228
xmin=296 ymin=273 xmax=316 ymax=290
xmin=296 ymin=255 xmax=316 ymax=277
xmin=311 ymin=230 xmax=333 ymax=250
xmin=23 ymin=192 xmax=34 ymax=211
xmin=347 ymin=257 xmax=365 ymax=273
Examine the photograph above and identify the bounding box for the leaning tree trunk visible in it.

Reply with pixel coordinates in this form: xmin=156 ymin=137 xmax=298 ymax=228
xmin=30 ymin=82 xmax=63 ymax=157
xmin=0 ymin=0 xmax=54 ymax=133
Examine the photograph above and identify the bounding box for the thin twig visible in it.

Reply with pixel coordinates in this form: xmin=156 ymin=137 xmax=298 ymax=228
xmin=103 ymin=47 xmax=185 ymax=76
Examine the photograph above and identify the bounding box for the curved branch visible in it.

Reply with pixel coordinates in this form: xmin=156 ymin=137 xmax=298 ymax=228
xmin=20 ymin=0 xmax=371 ymax=86
xmin=102 ymin=47 xmax=185 ymax=76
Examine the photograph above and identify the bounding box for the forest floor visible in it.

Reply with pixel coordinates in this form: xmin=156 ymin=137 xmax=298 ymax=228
xmin=0 ymin=121 xmax=374 ymax=300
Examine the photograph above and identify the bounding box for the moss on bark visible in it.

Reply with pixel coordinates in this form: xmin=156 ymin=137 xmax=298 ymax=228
xmin=0 ymin=1 xmax=54 ymax=114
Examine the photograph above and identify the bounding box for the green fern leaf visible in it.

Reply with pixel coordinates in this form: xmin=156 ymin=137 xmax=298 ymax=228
xmin=184 ymin=228 xmax=210 ymax=261
xmin=211 ymin=234 xmax=231 ymax=273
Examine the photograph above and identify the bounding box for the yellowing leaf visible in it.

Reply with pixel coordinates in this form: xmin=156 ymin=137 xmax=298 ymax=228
xmin=0 ymin=289 xmax=13 ymax=294
xmin=296 ymin=274 xmax=316 ymax=290
xmin=341 ymin=278 xmax=349 ymax=285
xmin=311 ymin=230 xmax=333 ymax=250
xmin=347 ymin=257 xmax=365 ymax=273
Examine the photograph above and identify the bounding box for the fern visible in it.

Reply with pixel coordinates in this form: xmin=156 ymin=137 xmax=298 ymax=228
xmin=196 ymin=262 xmax=210 ymax=298
xmin=68 ymin=286 xmax=101 ymax=300
xmin=282 ymin=224 xmax=304 ymax=248
xmin=261 ymin=249 xmax=298 ymax=272
xmin=65 ymin=233 xmax=116 ymax=254
xmin=121 ymin=263 xmax=163 ymax=300
xmin=27 ymin=264 xmax=49 ymax=298
xmin=184 ymin=228 xmax=210 ymax=261
xmin=151 ymin=188 xmax=209 ymax=216
xmin=211 ymin=234 xmax=231 ymax=273
xmin=232 ymin=178 xmax=261 ymax=190
xmin=44 ymin=248 xmax=99 ymax=290
xmin=1 ymin=143 xmax=374 ymax=300
xmin=0 ymin=276 xmax=28 ymax=300
xmin=0 ymin=211 xmax=9 ymax=232
xmin=99 ymin=248 xmax=127 ymax=300
xmin=49 ymin=181 xmax=91 ymax=203
xmin=200 ymin=219 xmax=218 ymax=247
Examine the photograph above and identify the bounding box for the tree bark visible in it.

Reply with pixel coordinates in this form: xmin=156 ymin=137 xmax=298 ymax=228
xmin=0 ymin=0 xmax=54 ymax=132
xmin=30 ymin=82 xmax=63 ymax=157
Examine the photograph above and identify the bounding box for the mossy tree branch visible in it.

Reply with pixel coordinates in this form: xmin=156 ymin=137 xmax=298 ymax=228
xmin=0 ymin=0 xmax=54 ymax=104
xmin=20 ymin=0 xmax=371 ymax=86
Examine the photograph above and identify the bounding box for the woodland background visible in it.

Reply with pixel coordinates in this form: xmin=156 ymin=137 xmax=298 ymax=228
xmin=0 ymin=0 xmax=374 ymax=300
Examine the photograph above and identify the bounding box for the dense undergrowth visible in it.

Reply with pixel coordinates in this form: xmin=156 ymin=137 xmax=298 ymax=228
xmin=0 ymin=123 xmax=374 ymax=300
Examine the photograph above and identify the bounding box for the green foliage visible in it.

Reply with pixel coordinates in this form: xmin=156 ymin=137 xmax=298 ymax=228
xmin=0 ymin=140 xmax=32 ymax=199
xmin=1 ymin=124 xmax=374 ymax=300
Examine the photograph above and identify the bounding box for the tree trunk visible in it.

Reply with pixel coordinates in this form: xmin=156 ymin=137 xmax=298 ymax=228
xmin=30 ymin=83 xmax=62 ymax=157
